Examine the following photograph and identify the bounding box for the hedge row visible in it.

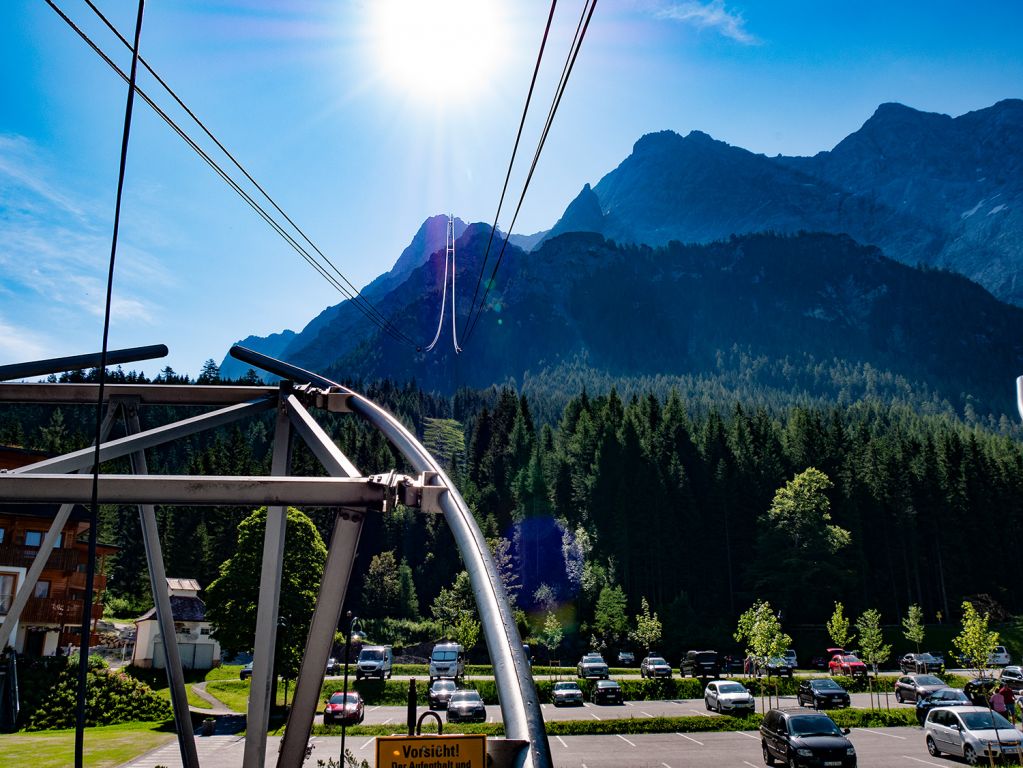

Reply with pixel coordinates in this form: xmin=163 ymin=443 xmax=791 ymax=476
xmin=309 ymin=707 xmax=917 ymax=738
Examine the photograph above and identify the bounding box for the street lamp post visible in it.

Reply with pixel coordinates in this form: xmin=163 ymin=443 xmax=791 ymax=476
xmin=340 ymin=611 xmax=359 ymax=766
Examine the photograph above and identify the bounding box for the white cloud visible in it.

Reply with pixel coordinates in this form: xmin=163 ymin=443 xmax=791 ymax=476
xmin=656 ymin=1 xmax=759 ymax=44
xmin=0 ymin=315 xmax=52 ymax=365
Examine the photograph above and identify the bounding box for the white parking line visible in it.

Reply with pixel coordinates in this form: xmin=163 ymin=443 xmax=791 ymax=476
xmin=901 ymin=756 xmax=944 ymax=767
xmin=624 ymin=701 xmax=634 ymax=706
xmin=734 ymin=731 xmax=759 ymax=740
xmin=590 ymin=712 xmax=601 ymax=720
xmin=641 ymin=711 xmax=655 ymax=717
xmin=857 ymin=728 xmax=907 ymax=740
xmin=617 ymin=735 xmax=637 ymax=747
xmin=675 ymin=732 xmax=704 ymax=745
xmin=689 ymin=708 xmax=709 ymax=717
xmin=743 ymin=761 xmax=760 ymax=768
xmin=359 ymin=738 xmax=374 ymax=749
xmin=381 ymin=718 xmax=393 ymax=725
xmin=369 ymin=706 xmax=381 ymax=712
xmin=555 ymin=736 xmax=568 ymax=749
xmin=662 ymin=763 xmax=672 ymax=768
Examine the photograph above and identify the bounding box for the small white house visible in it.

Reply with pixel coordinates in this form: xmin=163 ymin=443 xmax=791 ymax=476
xmin=132 ymin=578 xmax=221 ymax=670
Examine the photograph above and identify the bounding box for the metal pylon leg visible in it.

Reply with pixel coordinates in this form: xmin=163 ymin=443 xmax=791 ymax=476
xmin=244 ymin=396 xmax=292 ymax=767
xmin=0 ymin=403 xmax=118 ymax=652
xmin=123 ymin=398 xmax=199 ymax=768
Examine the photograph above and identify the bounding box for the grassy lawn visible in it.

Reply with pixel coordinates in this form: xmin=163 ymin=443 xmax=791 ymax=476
xmin=0 ymin=722 xmax=173 ymax=768
xmin=149 ymin=682 xmax=213 ymax=710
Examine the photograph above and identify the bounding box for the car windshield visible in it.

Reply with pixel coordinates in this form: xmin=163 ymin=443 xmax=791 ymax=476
xmin=583 ymin=654 xmax=604 ymax=662
xmin=431 ymin=680 xmax=455 ymax=692
xmin=695 ymin=652 xmax=716 ymax=662
xmin=789 ymin=715 xmax=842 ymax=737
xmin=359 ymin=650 xmax=384 ymax=661
xmin=719 ymin=683 xmax=746 ymax=694
xmin=648 ymin=657 xmax=667 ymax=665
xmin=449 ymin=692 xmax=481 ymax=704
xmin=812 ymin=680 xmax=842 ymax=691
xmin=933 ymin=690 xmax=969 ymax=702
xmin=598 ymin=681 xmax=619 ymax=689
xmin=329 ymin=693 xmax=359 ymax=705
xmin=917 ymin=675 xmax=944 ymax=686
xmin=432 ymin=650 xmax=458 ymax=661
xmin=960 ymin=711 xmax=1013 ymax=730
xmin=918 ymin=654 xmax=937 ymax=662
xmin=554 ymin=682 xmax=580 ymax=691
xmin=841 ymin=655 xmax=860 ymax=663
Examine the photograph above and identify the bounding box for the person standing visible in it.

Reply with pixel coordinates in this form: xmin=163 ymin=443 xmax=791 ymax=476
xmin=998 ymin=683 xmax=1017 ymax=725
xmin=991 ymin=686 xmax=1008 ymax=721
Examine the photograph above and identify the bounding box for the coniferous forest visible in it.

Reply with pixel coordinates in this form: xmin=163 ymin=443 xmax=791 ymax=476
xmin=3 ymin=362 xmax=1022 ymax=660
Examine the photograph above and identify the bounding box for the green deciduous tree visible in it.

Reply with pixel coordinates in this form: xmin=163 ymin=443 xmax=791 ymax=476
xmin=593 ymin=585 xmax=628 ymax=650
xmin=734 ymin=599 xmax=792 ymax=708
xmin=453 ymin=613 xmax=481 ymax=655
xmin=855 ymin=608 xmax=891 ymax=708
xmin=540 ymin=611 xmax=564 ymax=664
xmin=902 ymin=604 xmax=925 ymax=653
xmin=953 ymin=601 xmax=1000 ymax=677
xmin=827 ymin=601 xmax=855 ymax=650
xmin=361 ymin=551 xmax=401 ymax=618
xmin=205 ymin=507 xmax=326 ymax=681
xmin=630 ymin=597 xmax=663 ymax=653
xmin=431 ymin=571 xmax=475 ymax=636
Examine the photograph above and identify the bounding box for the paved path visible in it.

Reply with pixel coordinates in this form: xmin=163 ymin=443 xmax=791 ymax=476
xmin=189 ymin=682 xmax=238 ymax=715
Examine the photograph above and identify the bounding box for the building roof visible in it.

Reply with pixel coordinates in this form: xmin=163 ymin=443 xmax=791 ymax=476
xmin=136 ymin=595 xmax=207 ymax=623
xmin=166 ymin=578 xmax=201 ymax=592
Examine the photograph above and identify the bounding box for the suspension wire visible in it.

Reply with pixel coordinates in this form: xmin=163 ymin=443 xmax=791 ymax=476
xmin=463 ymin=0 xmax=598 ymax=344
xmin=47 ymin=0 xmax=417 ymax=348
xmin=449 ymin=216 xmax=462 ymax=354
xmin=422 ymin=233 xmax=451 ymax=353
xmin=461 ymin=0 xmax=559 ymax=335
xmin=79 ymin=0 xmax=414 ymax=347
xmin=77 ymin=3 xmax=144 ymax=766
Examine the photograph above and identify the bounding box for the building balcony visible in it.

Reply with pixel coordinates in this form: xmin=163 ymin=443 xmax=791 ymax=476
xmin=0 ymin=542 xmax=79 ymax=571
xmin=20 ymin=597 xmax=103 ymax=624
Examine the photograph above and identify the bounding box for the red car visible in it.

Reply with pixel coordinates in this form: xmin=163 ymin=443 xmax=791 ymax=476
xmin=829 ymin=653 xmax=867 ymax=676
xmin=323 ymin=691 xmax=365 ymax=726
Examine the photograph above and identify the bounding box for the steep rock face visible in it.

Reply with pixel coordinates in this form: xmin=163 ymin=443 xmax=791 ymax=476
xmin=219 ymin=329 xmax=295 ymax=380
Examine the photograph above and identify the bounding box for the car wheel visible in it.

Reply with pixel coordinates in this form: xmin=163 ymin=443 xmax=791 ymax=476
xmin=964 ymin=744 xmax=978 ymax=765
xmin=926 ymin=736 xmax=940 ymax=756
xmin=762 ymin=742 xmax=775 ymax=766
xmin=705 ymin=698 xmax=712 ymax=711
xmin=895 ymin=690 xmax=903 ymax=703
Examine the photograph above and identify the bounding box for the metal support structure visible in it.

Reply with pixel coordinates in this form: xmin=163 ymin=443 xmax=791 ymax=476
xmin=1016 ymin=375 xmax=1023 ymax=423
xmin=244 ymin=397 xmax=292 ymax=768
xmin=0 ymin=382 xmax=277 ymax=406
xmin=230 ymin=346 xmax=549 ymax=768
xmin=0 ymin=344 xmax=167 ymax=382
xmin=12 ymin=396 xmax=275 ymax=475
xmin=123 ymin=399 xmax=199 ymax=768
xmin=0 ymin=405 xmax=118 ymax=652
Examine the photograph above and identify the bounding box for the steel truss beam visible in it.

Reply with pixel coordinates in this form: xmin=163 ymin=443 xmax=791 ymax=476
xmin=0 ymin=382 xmax=277 ymax=405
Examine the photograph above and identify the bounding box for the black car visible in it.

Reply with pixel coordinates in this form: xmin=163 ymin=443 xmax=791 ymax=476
xmin=428 ymin=679 xmax=457 ymax=710
xmin=895 ymin=674 xmax=946 ymax=703
xmin=592 ymin=679 xmax=624 ymax=705
xmin=446 ymin=690 xmax=486 ymax=723
xmin=963 ymin=676 xmax=999 ymax=706
xmin=681 ymin=650 xmax=720 ymax=678
xmin=765 ymin=657 xmax=795 ymax=678
xmin=797 ymin=678 xmax=851 ymax=710
xmin=899 ymin=653 xmax=943 ymax=674
xmin=239 ymin=662 xmax=253 ymax=680
xmin=915 ymin=688 xmax=971 ymax=725
xmin=760 ymin=709 xmax=856 ymax=767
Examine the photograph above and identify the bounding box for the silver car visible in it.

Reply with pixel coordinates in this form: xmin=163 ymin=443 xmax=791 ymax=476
xmin=704 ymin=679 xmax=755 ymax=715
xmin=924 ymin=706 xmax=1022 ymax=765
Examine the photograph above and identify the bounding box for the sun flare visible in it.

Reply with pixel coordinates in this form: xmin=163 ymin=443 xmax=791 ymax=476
xmin=371 ymin=0 xmax=507 ymax=104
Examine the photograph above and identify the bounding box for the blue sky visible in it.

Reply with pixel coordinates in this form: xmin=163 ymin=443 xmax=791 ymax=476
xmin=2 ymin=0 xmax=1021 ymax=376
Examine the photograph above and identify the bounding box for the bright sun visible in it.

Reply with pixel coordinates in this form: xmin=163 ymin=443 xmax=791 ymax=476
xmin=371 ymin=0 xmax=507 ymax=104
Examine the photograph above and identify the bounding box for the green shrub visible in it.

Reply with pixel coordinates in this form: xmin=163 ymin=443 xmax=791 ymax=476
xmin=26 ymin=658 xmax=171 ymax=730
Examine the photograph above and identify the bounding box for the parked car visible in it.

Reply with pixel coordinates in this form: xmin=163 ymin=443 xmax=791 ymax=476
xmin=552 ymin=681 xmax=584 ymax=707
xmin=617 ymin=650 xmax=635 ymax=666
xmin=429 ymin=642 xmax=464 ymax=683
xmin=640 ymin=655 xmax=673 ymax=679
xmin=924 ymin=706 xmax=1021 ymax=764
xmin=355 ymin=645 xmax=393 ymax=680
xmin=963 ymin=677 xmax=1000 ymax=706
xmin=895 ymin=674 xmax=947 ymax=703
xmin=989 ymin=646 xmax=1012 ymax=667
xmin=446 ymin=690 xmax=486 ymax=723
xmin=782 ymin=649 xmax=798 ymax=670
xmin=325 ymin=657 xmax=340 ymax=675
xmin=681 ymin=650 xmax=720 ymax=678
xmin=591 ymin=679 xmax=624 ymax=705
xmin=722 ymin=654 xmax=745 ymax=673
xmin=926 ymin=652 xmax=946 ymax=668
xmin=915 ymin=688 xmax=972 ymax=725
xmin=765 ymin=657 xmax=795 ymax=678
xmin=1000 ymin=665 xmax=1023 ymax=691
xmin=810 ymin=655 xmax=828 ymax=671
xmin=704 ymin=680 xmax=755 ymax=715
xmin=428 ymin=679 xmax=457 ymax=710
xmin=323 ymin=691 xmax=364 ymax=726
xmin=239 ymin=662 xmax=253 ymax=680
xmin=577 ymin=653 xmax=609 ymax=679
xmin=900 ymin=652 xmax=943 ymax=674
xmin=829 ymin=654 xmax=866 ymax=677
xmin=760 ymin=708 xmax=856 ymax=767
xmin=797 ymin=678 xmax=851 ymax=710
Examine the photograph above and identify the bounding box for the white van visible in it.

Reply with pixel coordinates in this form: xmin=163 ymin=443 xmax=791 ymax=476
xmin=355 ymin=645 xmax=393 ymax=680
xmin=429 ymin=642 xmax=464 ymax=682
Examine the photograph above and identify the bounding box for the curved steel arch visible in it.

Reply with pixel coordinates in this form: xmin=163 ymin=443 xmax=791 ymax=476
xmin=231 ymin=347 xmax=551 ymax=768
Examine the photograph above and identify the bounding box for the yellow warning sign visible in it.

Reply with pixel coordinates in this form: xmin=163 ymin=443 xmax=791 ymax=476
xmin=375 ymin=734 xmax=487 ymax=768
